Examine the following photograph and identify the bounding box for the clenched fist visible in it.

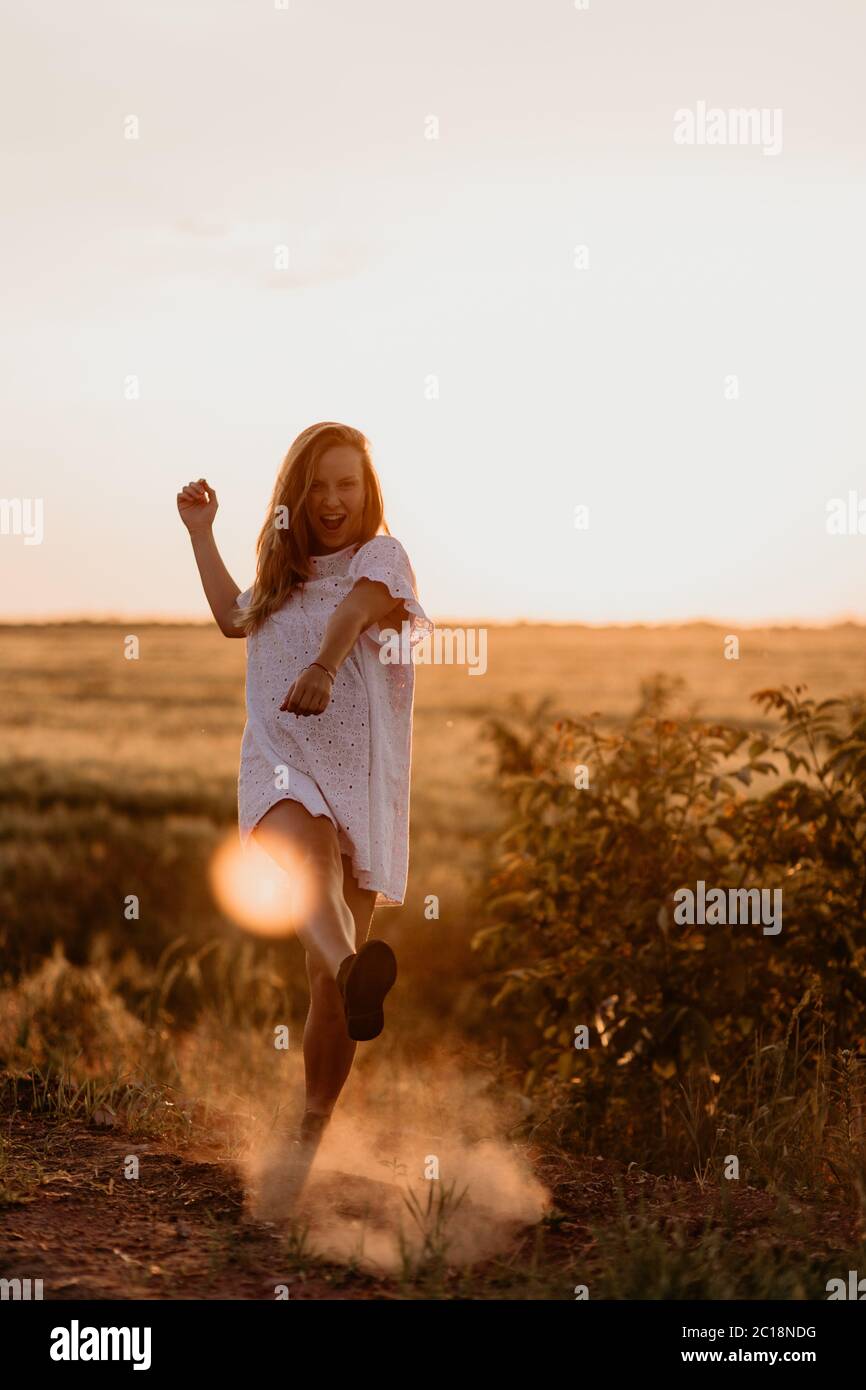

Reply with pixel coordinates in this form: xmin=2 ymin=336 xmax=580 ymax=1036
xmin=280 ymin=664 xmax=334 ymax=717
xmin=177 ymin=478 xmax=218 ymax=534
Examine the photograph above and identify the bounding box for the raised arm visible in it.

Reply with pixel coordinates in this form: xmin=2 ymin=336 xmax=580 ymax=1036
xmin=176 ymin=478 xmax=245 ymax=637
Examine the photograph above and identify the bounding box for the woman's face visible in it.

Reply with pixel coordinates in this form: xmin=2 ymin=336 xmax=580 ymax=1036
xmin=305 ymin=446 xmax=366 ymax=553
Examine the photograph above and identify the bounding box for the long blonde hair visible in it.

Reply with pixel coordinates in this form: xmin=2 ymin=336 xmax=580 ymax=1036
xmin=236 ymin=422 xmax=387 ymax=635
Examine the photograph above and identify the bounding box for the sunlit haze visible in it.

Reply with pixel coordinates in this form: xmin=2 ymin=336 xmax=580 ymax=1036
xmin=2 ymin=0 xmax=865 ymax=624
xmin=209 ymin=832 xmax=311 ymax=936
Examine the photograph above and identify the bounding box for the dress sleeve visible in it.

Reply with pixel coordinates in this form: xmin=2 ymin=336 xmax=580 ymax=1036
xmin=348 ymin=536 xmax=433 ymax=650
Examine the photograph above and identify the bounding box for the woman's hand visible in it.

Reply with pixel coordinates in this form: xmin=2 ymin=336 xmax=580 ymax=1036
xmin=177 ymin=478 xmax=218 ymax=534
xmin=280 ymin=664 xmax=334 ymax=717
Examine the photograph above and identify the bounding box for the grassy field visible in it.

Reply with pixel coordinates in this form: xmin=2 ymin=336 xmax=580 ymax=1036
xmin=1 ymin=620 xmax=865 ymax=1298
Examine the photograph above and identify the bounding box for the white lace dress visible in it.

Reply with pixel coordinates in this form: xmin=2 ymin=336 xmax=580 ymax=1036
xmin=236 ymin=535 xmax=432 ymax=906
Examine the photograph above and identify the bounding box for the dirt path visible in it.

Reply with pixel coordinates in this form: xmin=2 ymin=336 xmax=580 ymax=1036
xmin=1 ymin=1104 xmax=860 ymax=1300
xmin=0 ymin=1108 xmax=388 ymax=1300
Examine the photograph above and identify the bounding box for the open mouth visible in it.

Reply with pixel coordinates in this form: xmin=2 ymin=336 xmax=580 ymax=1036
xmin=320 ymin=513 xmax=347 ymax=532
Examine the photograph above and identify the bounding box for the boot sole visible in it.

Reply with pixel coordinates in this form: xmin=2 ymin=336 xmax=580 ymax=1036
xmin=343 ymin=940 xmax=397 ymax=1041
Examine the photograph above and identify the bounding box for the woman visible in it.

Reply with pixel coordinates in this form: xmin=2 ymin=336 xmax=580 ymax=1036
xmin=176 ymin=422 xmax=431 ymax=1160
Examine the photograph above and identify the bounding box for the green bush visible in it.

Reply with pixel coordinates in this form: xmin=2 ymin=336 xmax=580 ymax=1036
xmin=475 ymin=678 xmax=866 ymax=1181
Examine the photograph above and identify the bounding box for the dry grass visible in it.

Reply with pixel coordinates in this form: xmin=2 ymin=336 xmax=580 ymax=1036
xmin=2 ymin=620 xmax=866 ymax=1297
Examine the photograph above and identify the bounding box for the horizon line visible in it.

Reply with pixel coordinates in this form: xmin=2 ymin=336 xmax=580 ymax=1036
xmin=2 ymin=614 xmax=866 ymax=632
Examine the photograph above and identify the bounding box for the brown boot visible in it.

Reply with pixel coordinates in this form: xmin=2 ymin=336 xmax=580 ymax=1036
xmin=336 ymin=940 xmax=398 ymax=1041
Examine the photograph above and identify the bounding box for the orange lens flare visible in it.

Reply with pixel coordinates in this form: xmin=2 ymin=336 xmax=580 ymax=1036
xmin=208 ymin=833 xmax=311 ymax=937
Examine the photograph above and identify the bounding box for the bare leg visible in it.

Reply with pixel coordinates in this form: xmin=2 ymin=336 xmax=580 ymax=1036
xmin=252 ymin=800 xmax=356 ymax=978
xmin=251 ymin=801 xmax=377 ymax=1117
xmin=303 ymin=856 xmax=377 ymax=1116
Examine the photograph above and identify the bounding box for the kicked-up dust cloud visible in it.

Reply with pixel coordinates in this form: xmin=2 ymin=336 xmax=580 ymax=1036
xmin=243 ymin=1047 xmax=549 ymax=1274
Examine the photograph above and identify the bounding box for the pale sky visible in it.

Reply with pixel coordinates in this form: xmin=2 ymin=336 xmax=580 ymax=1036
xmin=2 ymin=0 xmax=865 ymax=623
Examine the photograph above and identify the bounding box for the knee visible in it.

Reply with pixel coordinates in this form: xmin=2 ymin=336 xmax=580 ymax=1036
xmin=300 ymin=838 xmax=351 ymax=927
xmin=300 ymin=828 xmax=343 ymax=883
